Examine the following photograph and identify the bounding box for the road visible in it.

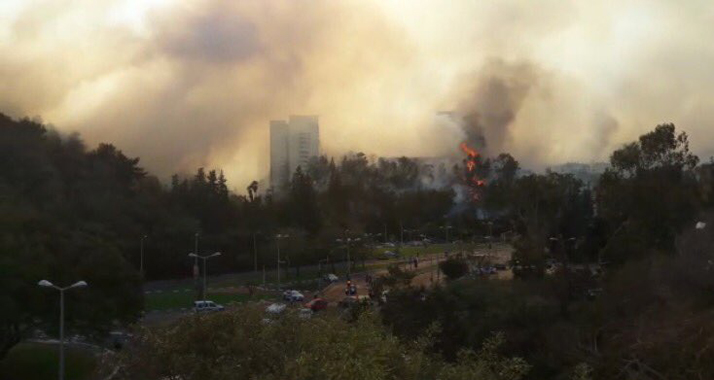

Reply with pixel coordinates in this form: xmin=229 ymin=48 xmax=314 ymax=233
xmin=142 ymin=243 xmax=513 ymax=321
xmin=318 ymin=244 xmax=514 ymax=303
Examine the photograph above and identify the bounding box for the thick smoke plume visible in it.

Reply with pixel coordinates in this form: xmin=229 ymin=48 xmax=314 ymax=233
xmin=456 ymin=60 xmax=539 ymax=156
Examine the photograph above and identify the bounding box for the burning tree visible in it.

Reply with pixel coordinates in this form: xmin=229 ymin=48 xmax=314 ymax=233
xmin=460 ymin=142 xmax=487 ymax=201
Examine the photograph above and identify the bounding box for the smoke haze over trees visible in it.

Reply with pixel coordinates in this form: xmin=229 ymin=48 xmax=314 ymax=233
xmin=2 ymin=0 xmax=714 ymax=186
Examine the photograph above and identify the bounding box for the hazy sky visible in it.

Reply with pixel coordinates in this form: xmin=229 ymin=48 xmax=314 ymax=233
xmin=2 ymin=0 xmax=713 ymax=188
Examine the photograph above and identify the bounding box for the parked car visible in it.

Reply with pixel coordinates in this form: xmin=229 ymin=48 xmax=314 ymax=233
xmin=193 ymin=300 xmax=225 ymax=313
xmin=298 ymin=308 xmax=313 ymax=319
xmin=383 ymin=250 xmax=399 ymax=259
xmin=283 ymin=290 xmax=305 ymax=302
xmin=324 ymin=273 xmax=339 ymax=283
xmin=107 ymin=331 xmax=132 ymax=350
xmin=380 ymin=290 xmax=389 ymax=303
xmin=586 ymin=288 xmax=603 ymax=300
xmin=265 ymin=303 xmax=287 ymax=314
xmin=304 ymin=297 xmax=329 ymax=311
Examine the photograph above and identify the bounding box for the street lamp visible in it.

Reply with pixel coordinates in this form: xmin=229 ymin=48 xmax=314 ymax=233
xmin=440 ymin=224 xmax=453 ymax=243
xmin=192 ymin=232 xmax=200 ymax=279
xmin=252 ymin=231 xmax=261 ymax=273
xmin=336 ymin=236 xmax=361 ymax=277
xmin=549 ymin=236 xmax=576 ymax=266
xmin=139 ymin=235 xmax=148 ymax=277
xmin=188 ymin=252 xmax=221 ymax=300
xmin=38 ymin=280 xmax=88 ymax=380
xmin=275 ymin=234 xmax=289 ymax=290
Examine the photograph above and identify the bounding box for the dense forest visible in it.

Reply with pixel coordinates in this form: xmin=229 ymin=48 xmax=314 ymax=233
xmin=3 ymin=112 xmax=714 ymax=378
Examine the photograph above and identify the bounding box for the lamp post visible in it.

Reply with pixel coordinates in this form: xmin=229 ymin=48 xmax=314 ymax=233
xmin=399 ymin=221 xmax=404 ymax=246
xmin=275 ymin=234 xmax=289 ymax=290
xmin=139 ymin=235 xmax=147 ymax=277
xmin=253 ymin=232 xmax=260 ymax=273
xmin=193 ymin=232 xmax=200 ymax=279
xmin=38 ymin=280 xmax=88 ymax=380
xmin=440 ymin=224 xmax=453 ymax=243
xmin=188 ymin=252 xmax=221 ymax=300
xmin=336 ymin=236 xmax=361 ymax=278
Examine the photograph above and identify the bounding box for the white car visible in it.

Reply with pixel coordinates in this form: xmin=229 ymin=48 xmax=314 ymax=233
xmin=298 ymin=308 xmax=313 ymax=319
xmin=324 ymin=274 xmax=339 ymax=283
xmin=266 ymin=303 xmax=287 ymax=314
xmin=383 ymin=251 xmax=399 ymax=258
xmin=282 ymin=290 xmax=305 ymax=302
xmin=193 ymin=300 xmax=225 ymax=313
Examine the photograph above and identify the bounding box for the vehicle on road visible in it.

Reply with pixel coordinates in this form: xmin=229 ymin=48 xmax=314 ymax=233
xmin=193 ymin=300 xmax=225 ymax=313
xmin=324 ymin=273 xmax=339 ymax=283
xmin=283 ymin=290 xmax=305 ymax=302
xmin=304 ymin=297 xmax=328 ymax=311
xmin=345 ymin=283 xmax=357 ymax=296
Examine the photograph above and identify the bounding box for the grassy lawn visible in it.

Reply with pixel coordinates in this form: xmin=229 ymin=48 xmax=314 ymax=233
xmin=146 ymin=291 xmax=276 ymax=311
xmin=0 ymin=342 xmax=96 ymax=380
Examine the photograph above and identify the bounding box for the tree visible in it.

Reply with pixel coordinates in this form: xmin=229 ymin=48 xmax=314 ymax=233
xmin=0 ymin=114 xmax=144 ymax=359
xmin=288 ymin=167 xmax=322 ymax=235
xmin=597 ymin=123 xmax=700 ymax=262
xmin=439 ymin=256 xmax=470 ymax=281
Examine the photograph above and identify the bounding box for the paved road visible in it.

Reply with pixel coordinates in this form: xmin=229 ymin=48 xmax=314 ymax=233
xmin=319 ymin=244 xmax=514 ymax=303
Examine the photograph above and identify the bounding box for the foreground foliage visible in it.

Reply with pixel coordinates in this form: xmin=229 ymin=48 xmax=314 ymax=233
xmin=103 ymin=306 xmax=529 ymax=380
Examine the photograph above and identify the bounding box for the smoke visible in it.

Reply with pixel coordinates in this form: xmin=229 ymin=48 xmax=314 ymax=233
xmin=1 ymin=0 xmax=714 ymax=187
xmin=0 ymin=0 xmax=411 ymax=184
xmin=455 ymin=59 xmax=539 ymax=156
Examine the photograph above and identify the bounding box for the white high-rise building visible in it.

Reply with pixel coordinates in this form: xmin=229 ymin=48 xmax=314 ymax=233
xmin=270 ymin=115 xmax=320 ymax=191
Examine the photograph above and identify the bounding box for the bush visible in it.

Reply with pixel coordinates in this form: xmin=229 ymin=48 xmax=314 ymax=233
xmin=439 ymin=257 xmax=470 ymax=281
xmin=102 ymin=305 xmax=530 ymax=380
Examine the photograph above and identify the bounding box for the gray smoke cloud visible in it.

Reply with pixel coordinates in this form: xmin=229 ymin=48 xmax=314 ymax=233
xmin=455 ymin=59 xmax=539 ymax=156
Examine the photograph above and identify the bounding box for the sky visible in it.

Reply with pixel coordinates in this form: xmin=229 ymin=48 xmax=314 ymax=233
xmin=1 ymin=0 xmax=713 ymax=189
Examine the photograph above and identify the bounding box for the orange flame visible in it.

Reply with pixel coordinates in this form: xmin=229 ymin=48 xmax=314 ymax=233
xmin=460 ymin=141 xmax=486 ymax=201
xmin=459 ymin=142 xmax=479 ymax=158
